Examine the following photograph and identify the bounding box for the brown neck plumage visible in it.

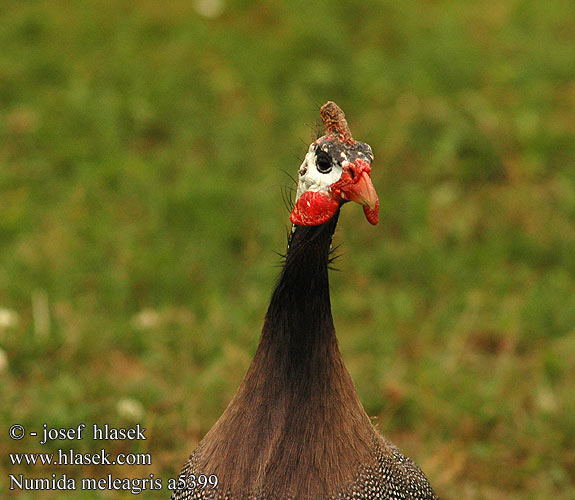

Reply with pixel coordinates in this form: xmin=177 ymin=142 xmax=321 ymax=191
xmin=197 ymin=215 xmax=376 ymax=498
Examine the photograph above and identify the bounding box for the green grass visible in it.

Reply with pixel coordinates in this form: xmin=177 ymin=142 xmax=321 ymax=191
xmin=1 ymin=0 xmax=575 ymax=498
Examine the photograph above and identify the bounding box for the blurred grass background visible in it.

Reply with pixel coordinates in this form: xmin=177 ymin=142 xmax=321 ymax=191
xmin=1 ymin=0 xmax=574 ymax=498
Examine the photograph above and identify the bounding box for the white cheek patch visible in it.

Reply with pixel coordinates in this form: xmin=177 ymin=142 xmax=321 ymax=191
xmin=295 ymin=146 xmax=343 ymax=201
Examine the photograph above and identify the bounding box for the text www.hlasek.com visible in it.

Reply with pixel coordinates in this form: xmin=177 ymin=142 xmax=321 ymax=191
xmin=10 ymin=449 xmax=151 ymax=466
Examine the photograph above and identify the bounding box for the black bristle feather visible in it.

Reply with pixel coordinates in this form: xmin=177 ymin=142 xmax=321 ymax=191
xmin=280 ymin=168 xmax=298 ymax=187
xmin=279 ymin=169 xmax=297 ymax=213
xmin=281 ymin=186 xmax=295 ymax=212
xmin=328 ymin=242 xmax=344 ymax=271
xmin=272 ymin=248 xmax=288 ymax=268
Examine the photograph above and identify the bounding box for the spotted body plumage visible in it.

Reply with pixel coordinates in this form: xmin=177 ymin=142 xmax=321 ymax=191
xmin=172 ymin=437 xmax=437 ymax=500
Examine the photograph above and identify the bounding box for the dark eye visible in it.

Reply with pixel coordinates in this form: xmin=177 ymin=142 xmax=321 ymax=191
xmin=315 ymin=152 xmax=332 ymax=173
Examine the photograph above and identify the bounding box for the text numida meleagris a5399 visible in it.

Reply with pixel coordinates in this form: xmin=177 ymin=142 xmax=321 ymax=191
xmin=172 ymin=102 xmax=438 ymax=500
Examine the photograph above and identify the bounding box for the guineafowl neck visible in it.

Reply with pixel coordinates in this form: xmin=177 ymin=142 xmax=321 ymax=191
xmin=255 ymin=212 xmax=341 ymax=380
xmin=196 ymin=210 xmax=376 ymax=496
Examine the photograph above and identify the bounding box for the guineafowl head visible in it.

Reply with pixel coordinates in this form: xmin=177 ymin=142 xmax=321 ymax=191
xmin=291 ymin=101 xmax=379 ymax=226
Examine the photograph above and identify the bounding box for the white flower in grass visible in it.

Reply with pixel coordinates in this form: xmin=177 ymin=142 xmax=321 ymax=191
xmin=132 ymin=309 xmax=161 ymax=330
xmin=117 ymin=398 xmax=145 ymax=421
xmin=0 ymin=309 xmax=18 ymax=329
xmin=194 ymin=0 xmax=225 ymax=18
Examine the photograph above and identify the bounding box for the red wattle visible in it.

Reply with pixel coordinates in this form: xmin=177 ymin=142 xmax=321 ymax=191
xmin=363 ymin=199 xmax=379 ymax=225
xmin=290 ymin=191 xmax=340 ymax=226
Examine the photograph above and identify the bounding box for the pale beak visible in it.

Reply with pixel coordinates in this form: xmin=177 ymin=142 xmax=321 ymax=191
xmin=339 ymin=168 xmax=379 ymax=225
xmin=341 ymin=170 xmax=378 ymax=210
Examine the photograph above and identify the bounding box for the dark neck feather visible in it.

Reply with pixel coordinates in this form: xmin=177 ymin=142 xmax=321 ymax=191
xmin=255 ymin=213 xmax=340 ymax=384
xmin=198 ymin=212 xmax=376 ymax=497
